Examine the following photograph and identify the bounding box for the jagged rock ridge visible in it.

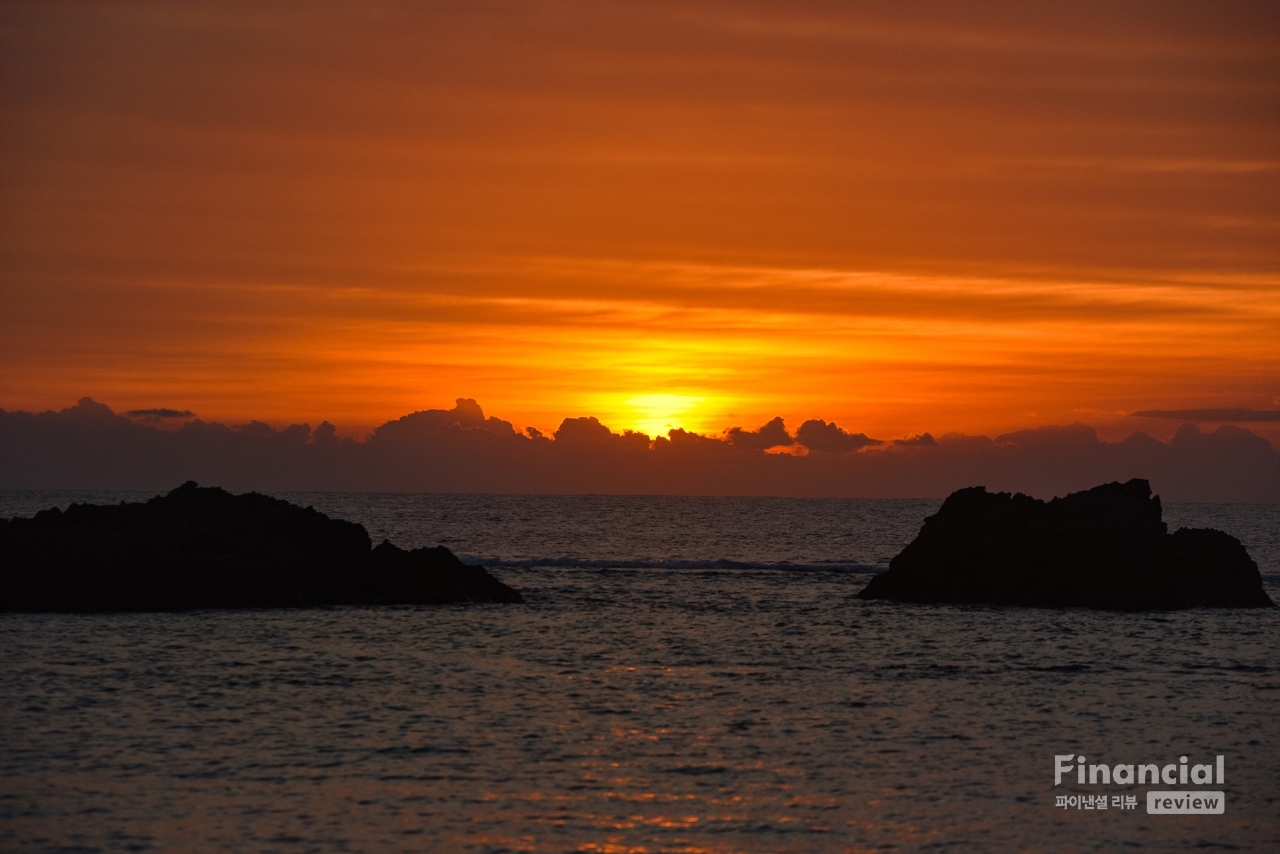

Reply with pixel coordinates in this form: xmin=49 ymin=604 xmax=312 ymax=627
xmin=0 ymin=482 xmax=523 ymax=611
xmin=857 ymin=479 xmax=1273 ymax=609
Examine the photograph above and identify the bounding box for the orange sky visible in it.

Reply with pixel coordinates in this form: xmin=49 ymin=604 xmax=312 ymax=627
xmin=2 ymin=1 xmax=1277 ymax=443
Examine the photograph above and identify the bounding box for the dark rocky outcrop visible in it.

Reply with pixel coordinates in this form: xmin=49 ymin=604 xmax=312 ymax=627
xmin=857 ymin=479 xmax=1273 ymax=609
xmin=0 ymin=482 xmax=522 ymax=611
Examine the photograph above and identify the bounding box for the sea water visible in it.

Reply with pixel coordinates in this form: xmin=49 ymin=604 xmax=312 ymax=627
xmin=1 ymin=492 xmax=1277 ymax=852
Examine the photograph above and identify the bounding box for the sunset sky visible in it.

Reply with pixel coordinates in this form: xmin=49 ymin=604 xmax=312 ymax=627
xmin=2 ymin=1 xmax=1277 ymax=443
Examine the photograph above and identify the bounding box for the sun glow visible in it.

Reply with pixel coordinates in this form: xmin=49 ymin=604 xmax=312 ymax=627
xmin=3 ymin=2 xmax=1279 ymax=450
xmin=611 ymin=393 xmax=707 ymax=438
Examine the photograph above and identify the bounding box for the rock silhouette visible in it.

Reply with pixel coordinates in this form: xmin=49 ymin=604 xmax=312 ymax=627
xmin=0 ymin=482 xmax=523 ymax=611
xmin=857 ymin=479 xmax=1273 ymax=609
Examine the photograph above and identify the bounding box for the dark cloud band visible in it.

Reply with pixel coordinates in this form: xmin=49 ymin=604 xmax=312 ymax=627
xmin=1132 ymin=409 xmax=1280 ymax=422
xmin=2 ymin=398 xmax=1276 ymax=503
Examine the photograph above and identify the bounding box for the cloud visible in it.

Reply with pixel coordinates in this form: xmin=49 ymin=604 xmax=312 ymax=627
xmin=726 ymin=416 xmax=793 ymax=450
xmin=368 ymin=398 xmax=518 ymax=444
xmin=554 ymin=416 xmax=615 ymax=444
xmin=124 ymin=408 xmax=195 ymax=419
xmin=995 ymin=422 xmax=1101 ymax=450
xmin=893 ymin=432 xmax=936 ymax=446
xmin=796 ymin=419 xmax=880 ymax=453
xmin=1 ymin=398 xmax=1276 ymax=502
xmin=1132 ymin=409 xmax=1280 ymax=422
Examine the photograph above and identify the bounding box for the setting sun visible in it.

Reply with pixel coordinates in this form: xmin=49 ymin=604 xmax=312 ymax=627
xmin=599 ymin=393 xmax=708 ymax=438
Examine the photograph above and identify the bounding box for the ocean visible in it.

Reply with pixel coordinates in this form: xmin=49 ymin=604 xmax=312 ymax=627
xmin=2 ymin=491 xmax=1278 ymax=852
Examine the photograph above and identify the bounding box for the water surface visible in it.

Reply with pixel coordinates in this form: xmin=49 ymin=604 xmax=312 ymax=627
xmin=2 ymin=492 xmax=1277 ymax=852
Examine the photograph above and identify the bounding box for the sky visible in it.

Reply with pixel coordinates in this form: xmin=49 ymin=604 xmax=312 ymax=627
xmin=1 ymin=0 xmax=1278 ymax=444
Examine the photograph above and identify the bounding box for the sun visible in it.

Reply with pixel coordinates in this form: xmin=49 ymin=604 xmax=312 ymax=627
xmin=615 ymin=393 xmax=706 ymax=437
